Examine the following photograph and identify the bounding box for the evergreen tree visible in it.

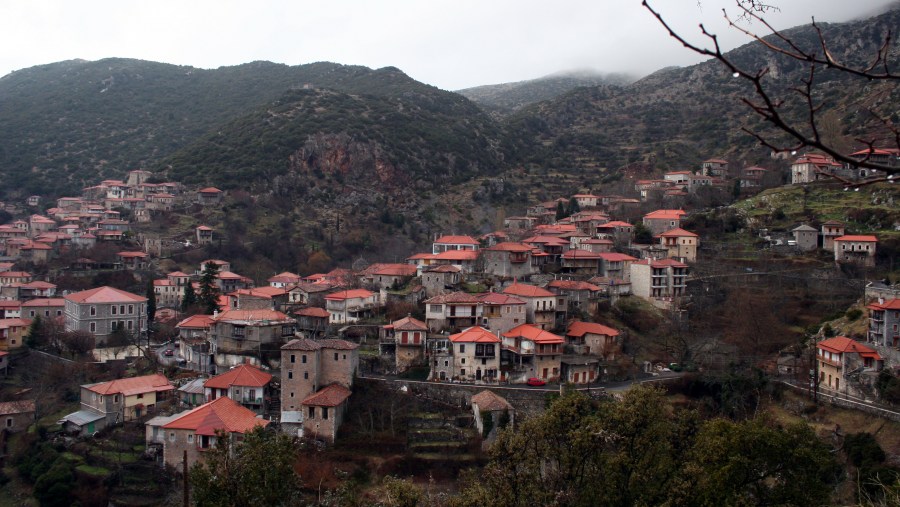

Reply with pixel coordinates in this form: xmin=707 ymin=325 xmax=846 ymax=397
xmin=199 ymin=261 xmax=221 ymax=314
xmin=181 ymin=282 xmax=198 ymax=313
xmin=568 ymin=197 xmax=581 ymax=215
xmin=146 ymin=280 xmax=156 ymax=331
xmin=555 ymin=201 xmax=566 ymax=221
xmin=25 ymin=315 xmax=45 ymax=349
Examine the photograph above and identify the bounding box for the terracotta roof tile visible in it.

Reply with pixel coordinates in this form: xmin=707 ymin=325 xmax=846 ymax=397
xmin=163 ymin=397 xmax=268 ymax=435
xmin=64 ymin=286 xmax=146 ymax=304
xmin=567 ymin=321 xmax=620 ymax=338
xmin=204 ymin=363 xmax=273 ymax=389
xmin=301 ymin=384 xmax=351 ymax=407
xmin=86 ymin=374 xmax=174 ymax=397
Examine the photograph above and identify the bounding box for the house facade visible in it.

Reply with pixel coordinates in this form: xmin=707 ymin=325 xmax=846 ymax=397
xmin=449 ymin=326 xmax=500 ymax=382
xmin=817 ymin=336 xmax=883 ymax=394
xmin=64 ymin=286 xmax=147 ymax=341
xmin=204 ymin=363 xmax=274 ymax=415
xmin=868 ymin=298 xmax=900 ymax=348
xmin=834 ymin=235 xmax=877 ymax=266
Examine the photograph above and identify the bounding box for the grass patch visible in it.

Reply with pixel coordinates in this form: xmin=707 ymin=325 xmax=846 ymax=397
xmin=75 ymin=464 xmax=111 ymax=477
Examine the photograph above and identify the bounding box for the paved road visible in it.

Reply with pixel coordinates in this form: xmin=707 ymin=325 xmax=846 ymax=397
xmin=359 ymin=371 xmax=684 ymax=392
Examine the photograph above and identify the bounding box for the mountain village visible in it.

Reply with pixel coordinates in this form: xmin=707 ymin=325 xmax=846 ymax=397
xmin=0 ymin=143 xmax=898 ymax=485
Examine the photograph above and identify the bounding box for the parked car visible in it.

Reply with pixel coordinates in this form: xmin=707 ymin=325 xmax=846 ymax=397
xmin=526 ymin=377 xmax=546 ymax=386
xmin=164 ymin=349 xmax=174 ymax=357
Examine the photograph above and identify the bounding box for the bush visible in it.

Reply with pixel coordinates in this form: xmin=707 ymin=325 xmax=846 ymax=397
xmin=845 ymin=308 xmax=863 ymax=321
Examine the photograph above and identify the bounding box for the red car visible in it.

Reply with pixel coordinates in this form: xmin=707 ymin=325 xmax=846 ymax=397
xmin=526 ymin=377 xmax=546 ymax=387
xmin=164 ymin=349 xmax=174 ymax=357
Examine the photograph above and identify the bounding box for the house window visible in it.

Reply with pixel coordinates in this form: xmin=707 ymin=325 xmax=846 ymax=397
xmin=114 ymin=395 xmax=119 ymax=403
xmin=290 ymin=354 xmax=296 ymax=363
xmin=323 ymin=407 xmax=329 ymax=420
xmin=127 ymin=320 xmax=133 ymax=330
xmin=461 ymin=358 xmax=466 ymax=365
xmin=188 ymin=434 xmax=194 ymax=444
xmin=343 ymin=354 xmax=347 ymax=360
xmin=334 ymin=353 xmax=338 ymax=361
xmin=282 ymin=325 xmax=293 ymax=336
xmin=461 ymin=369 xmax=466 ymax=376
xmin=128 ymin=305 xmax=134 ymax=314
xmin=459 ymin=344 xmax=465 ymax=354
xmin=304 ymin=372 xmax=309 ymax=379
xmin=137 ymin=393 xmax=143 ymax=399
xmin=235 ymin=389 xmax=241 ymax=396
xmin=249 ymin=389 xmax=256 ymax=401
xmin=5 ymin=418 xmax=11 ymax=428
xmin=112 ymin=305 xmax=117 ymax=315
xmin=120 ymin=305 xmax=126 ymax=314
xmin=290 ymin=392 xmax=294 ymax=398
xmin=169 ymin=432 xmax=175 ymax=442
xmin=308 ymin=407 xmax=315 ymax=419
xmin=288 ymin=370 xmax=293 ymax=379
xmin=90 ymin=306 xmax=96 ymax=316
xmin=302 ymin=355 xmax=307 ymax=364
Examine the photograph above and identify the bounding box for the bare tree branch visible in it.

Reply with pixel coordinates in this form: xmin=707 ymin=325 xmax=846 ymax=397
xmin=643 ymin=0 xmax=900 ymax=186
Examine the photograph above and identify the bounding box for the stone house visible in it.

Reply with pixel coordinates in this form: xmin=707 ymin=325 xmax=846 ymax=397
xmin=279 ymin=337 xmax=358 ymax=440
xmin=20 ymin=298 xmax=65 ymax=320
xmin=195 ymin=225 xmax=213 ymax=245
xmin=502 ymin=283 xmax=557 ymax=330
xmin=701 ymin=158 xmax=728 ymax=177
xmin=642 ymin=209 xmax=687 ymax=236
xmin=0 ymin=318 xmax=32 ymax=350
xmin=300 ymin=384 xmax=351 ymax=444
xmin=448 ymin=326 xmax=500 ymax=382
xmin=834 ymin=235 xmax=877 ymax=267
xmin=471 ymin=390 xmax=514 ymax=439
xmin=196 ymin=187 xmax=224 ymax=205
xmin=381 ymin=315 xmax=428 ymax=372
xmin=560 ymin=356 xmax=601 ymax=384
xmin=360 ymin=263 xmax=417 ymax=290
xmin=630 ymin=258 xmax=689 ymax=303
xmin=204 ymin=363 xmax=273 ymax=415
xmin=598 ymin=253 xmax=637 ymax=282
xmin=160 ymin=397 xmax=268 ymax=469
xmin=560 ymin=249 xmax=603 ymax=275
xmin=268 ymin=272 xmax=302 ymax=288
xmin=423 ymin=291 xmax=482 ymax=333
xmin=792 ymin=225 xmax=819 ymax=251
xmin=817 ymin=336 xmax=882 ymax=394
xmin=821 ymin=220 xmax=845 ymax=251
xmin=432 ymin=235 xmax=480 ymax=254
xmin=477 ymin=292 xmax=526 ymax=336
xmin=175 ymin=314 xmax=214 ymax=371
xmin=64 ymin=286 xmax=147 ymax=341
xmin=657 ymin=228 xmax=699 ymax=263
xmin=501 ymin=324 xmax=564 ymax=382
xmin=61 ymin=374 xmax=173 ymax=435
xmin=867 ymin=298 xmax=900 ymax=348
xmin=481 ymin=242 xmax=539 ymax=279
xmin=324 ymin=289 xmax=380 ymax=324
xmin=294 ymin=307 xmax=330 ymax=337
xmin=420 ymin=264 xmax=461 ymax=297
xmin=566 ymin=321 xmax=621 ymax=358
xmin=0 ymin=399 xmax=35 ymax=434
xmin=547 ymin=280 xmax=601 ymax=312
xmin=208 ymin=309 xmax=296 ymax=368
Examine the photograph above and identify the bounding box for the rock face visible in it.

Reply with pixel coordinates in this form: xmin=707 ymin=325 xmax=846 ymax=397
xmin=288 ymin=133 xmax=408 ymax=190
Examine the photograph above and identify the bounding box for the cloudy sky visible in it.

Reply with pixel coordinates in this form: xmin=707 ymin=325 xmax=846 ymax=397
xmin=1 ymin=0 xmax=894 ymax=90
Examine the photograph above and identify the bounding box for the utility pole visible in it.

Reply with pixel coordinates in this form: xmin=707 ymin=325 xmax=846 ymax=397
xmin=183 ymin=450 xmax=189 ymax=506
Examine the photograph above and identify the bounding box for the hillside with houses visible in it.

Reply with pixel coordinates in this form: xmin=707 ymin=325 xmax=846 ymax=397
xmin=0 ymin=144 xmax=899 ymax=503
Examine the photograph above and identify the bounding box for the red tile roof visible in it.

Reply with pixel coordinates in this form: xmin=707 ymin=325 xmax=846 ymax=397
xmin=366 ymin=263 xmax=418 ymax=277
xmin=301 ymin=384 xmax=351 ymax=407
xmin=644 ymin=209 xmax=687 ymax=220
xmin=176 ymin=314 xmax=215 ymax=329
xmin=391 ymin=315 xmax=428 ymax=331
xmin=449 ymin=326 xmax=500 ymax=343
xmin=424 ymin=292 xmax=481 ymax=304
xmin=503 ymin=283 xmax=554 ymax=298
xmin=834 ymin=235 xmax=878 ymax=242
xmin=548 ymin=280 xmax=601 ymax=291
xmin=503 ymin=324 xmax=564 ymax=344
xmin=325 ymin=289 xmax=374 ymax=301
xmin=318 ymin=339 xmax=359 ymax=350
xmin=434 ymin=235 xmax=480 ymax=245
xmin=204 ymin=363 xmax=273 ymax=389
xmin=86 ymin=374 xmax=174 ymax=396
xmin=163 ymin=397 xmax=268 ymax=435
xmin=817 ymin=336 xmax=881 ymax=360
xmin=433 ymin=250 xmax=479 ymax=261
xmin=198 ymin=187 xmax=223 ymax=193
xmin=567 ymin=321 xmax=620 ymax=338
xmin=424 ymin=264 xmax=461 ymax=273
xmin=65 ymin=286 xmax=146 ymax=304
xmin=561 ymin=249 xmax=602 ymax=260
xmin=598 ymin=253 xmax=638 ymax=262
xmin=471 ymin=390 xmax=512 ymax=412
xmin=486 ymin=242 xmax=533 ymax=253
xmin=21 ymin=298 xmax=65 ymax=307
xmin=477 ymin=293 xmax=526 ymax=305
xmin=294 ymin=307 xmax=330 ymax=318
xmin=658 ymin=228 xmax=698 ymax=238
xmin=213 ymin=309 xmax=292 ymax=323
xmin=869 ymin=299 xmax=900 ymax=311
xmin=267 ymin=272 xmax=301 ymax=284
xmin=282 ymin=337 xmax=323 ymax=351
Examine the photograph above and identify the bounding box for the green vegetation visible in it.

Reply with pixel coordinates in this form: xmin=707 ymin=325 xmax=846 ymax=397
xmin=453 ymin=387 xmax=838 ymax=507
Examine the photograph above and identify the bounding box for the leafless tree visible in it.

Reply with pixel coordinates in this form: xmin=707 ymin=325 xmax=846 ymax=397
xmin=644 ymin=0 xmax=900 ymax=185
